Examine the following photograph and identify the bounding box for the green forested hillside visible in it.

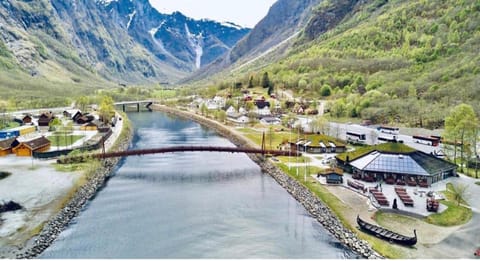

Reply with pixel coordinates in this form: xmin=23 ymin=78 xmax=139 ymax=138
xmin=227 ymin=0 xmax=480 ymax=129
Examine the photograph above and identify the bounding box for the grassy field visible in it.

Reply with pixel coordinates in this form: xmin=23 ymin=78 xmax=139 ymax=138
xmin=423 ymin=183 xmax=472 ymax=226
xmin=48 ymin=135 xmax=84 ymax=147
xmin=424 ymin=200 xmax=472 ymax=226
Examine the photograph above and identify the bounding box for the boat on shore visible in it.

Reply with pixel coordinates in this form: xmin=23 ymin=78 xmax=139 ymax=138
xmin=357 ymin=215 xmax=417 ymax=246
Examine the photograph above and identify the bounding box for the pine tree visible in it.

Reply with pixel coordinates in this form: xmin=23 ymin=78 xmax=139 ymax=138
xmin=248 ymin=76 xmax=254 ymax=88
xmin=261 ymin=72 xmax=270 ymax=88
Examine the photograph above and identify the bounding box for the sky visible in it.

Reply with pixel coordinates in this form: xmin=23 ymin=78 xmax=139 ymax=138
xmin=149 ymin=0 xmax=278 ymax=28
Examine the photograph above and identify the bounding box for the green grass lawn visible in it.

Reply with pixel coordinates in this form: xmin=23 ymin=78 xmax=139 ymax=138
xmin=336 ymin=142 xmax=416 ymax=161
xmin=424 ymin=200 xmax=472 ymax=226
xmin=48 ymin=135 xmax=84 ymax=147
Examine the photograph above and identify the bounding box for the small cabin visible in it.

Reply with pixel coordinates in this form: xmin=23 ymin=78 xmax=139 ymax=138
xmin=80 ymin=122 xmax=98 ymax=131
xmin=38 ymin=112 xmax=54 ymax=127
xmin=12 ymin=136 xmax=51 ymax=157
xmin=0 ymin=138 xmax=16 ymax=156
xmin=22 ymin=115 xmax=32 ymax=125
xmin=322 ymin=169 xmax=344 ymax=184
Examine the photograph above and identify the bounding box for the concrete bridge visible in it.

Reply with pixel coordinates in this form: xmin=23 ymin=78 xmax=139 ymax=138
xmin=114 ymin=100 xmax=155 ymax=112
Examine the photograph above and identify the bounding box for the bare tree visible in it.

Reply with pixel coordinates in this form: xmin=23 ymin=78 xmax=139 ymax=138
xmin=448 ymin=183 xmax=469 ymax=206
xmin=370 ymin=129 xmax=379 ymax=145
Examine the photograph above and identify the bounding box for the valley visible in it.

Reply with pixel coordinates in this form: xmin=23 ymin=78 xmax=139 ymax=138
xmin=0 ymin=0 xmax=479 ymax=259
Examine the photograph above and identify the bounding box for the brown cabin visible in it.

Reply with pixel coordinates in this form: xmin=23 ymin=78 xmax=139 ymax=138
xmin=22 ymin=115 xmax=32 ymax=125
xmin=38 ymin=112 xmax=54 ymax=127
xmin=0 ymin=137 xmax=16 ymax=156
xmin=12 ymin=136 xmax=51 ymax=157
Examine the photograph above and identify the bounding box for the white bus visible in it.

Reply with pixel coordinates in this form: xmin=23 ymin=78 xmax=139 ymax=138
xmin=377 ymin=126 xmax=400 ymax=135
xmin=346 ymin=131 xmax=366 ymax=144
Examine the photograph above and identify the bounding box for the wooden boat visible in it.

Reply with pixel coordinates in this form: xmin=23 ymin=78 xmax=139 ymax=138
xmin=357 ymin=215 xmax=417 ymax=246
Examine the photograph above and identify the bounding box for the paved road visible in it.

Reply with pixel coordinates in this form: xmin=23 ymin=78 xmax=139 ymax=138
xmin=418 ymin=174 xmax=480 ymax=258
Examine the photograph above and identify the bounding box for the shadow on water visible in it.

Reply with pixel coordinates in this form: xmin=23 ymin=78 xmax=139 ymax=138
xmin=118 ymin=169 xmax=257 ymax=185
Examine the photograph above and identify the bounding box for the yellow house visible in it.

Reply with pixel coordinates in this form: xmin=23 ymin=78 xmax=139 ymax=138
xmin=0 ymin=138 xmax=16 ymax=157
xmin=13 ymin=136 xmax=51 ymax=157
xmin=80 ymin=122 xmax=98 ymax=131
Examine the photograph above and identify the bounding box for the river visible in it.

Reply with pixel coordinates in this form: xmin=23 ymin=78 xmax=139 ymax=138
xmin=41 ymin=111 xmax=355 ymax=258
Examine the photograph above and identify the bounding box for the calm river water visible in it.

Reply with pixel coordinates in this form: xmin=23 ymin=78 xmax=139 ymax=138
xmin=41 ymin=112 xmax=355 ymax=258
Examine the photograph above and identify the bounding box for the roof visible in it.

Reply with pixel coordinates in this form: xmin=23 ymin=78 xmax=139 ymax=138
xmin=336 ymin=142 xmax=416 ymax=162
xmin=349 ymin=150 xmax=457 ymax=176
xmin=0 ymin=138 xmax=16 ymax=150
xmin=290 ymin=134 xmax=346 ymax=148
xmin=21 ymin=136 xmax=51 ymax=150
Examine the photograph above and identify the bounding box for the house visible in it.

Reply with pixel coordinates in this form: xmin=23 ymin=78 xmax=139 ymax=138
xmin=80 ymin=121 xmax=98 ymax=131
xmin=260 ymin=117 xmax=281 ymax=125
xmin=12 ymin=136 xmax=51 ymax=156
xmin=255 ymin=106 xmax=271 ymax=117
xmin=76 ymin=114 xmax=94 ymax=124
xmin=0 ymin=137 xmax=17 ymax=156
xmin=227 ymin=115 xmax=250 ymax=125
xmin=226 ymin=106 xmax=237 ymax=117
xmin=322 ymin=169 xmax=344 ymax=184
xmin=38 ymin=112 xmax=54 ymax=127
xmin=289 ymin=134 xmax=347 ymax=154
xmin=22 ymin=115 xmax=32 ymax=125
xmin=63 ymin=110 xmax=81 ymax=119
xmin=336 ymin=144 xmax=458 ymax=185
xmin=72 ymin=111 xmax=84 ymax=122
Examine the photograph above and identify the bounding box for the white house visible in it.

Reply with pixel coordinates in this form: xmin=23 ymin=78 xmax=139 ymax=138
xmin=226 ymin=106 xmax=237 ymax=117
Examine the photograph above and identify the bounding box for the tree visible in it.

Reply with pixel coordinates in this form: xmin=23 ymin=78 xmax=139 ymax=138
xmin=248 ymin=76 xmax=254 ymax=88
xmin=448 ymin=183 xmax=469 ymax=206
xmin=200 ymin=103 xmax=207 ymax=116
xmin=369 ymin=129 xmax=379 ymax=145
xmin=267 ymin=126 xmax=275 ymax=150
xmin=267 ymin=82 xmax=275 ymax=96
xmin=320 ymin=84 xmax=332 ymax=97
xmin=310 ymin=116 xmax=329 ymax=134
xmin=216 ymin=110 xmax=226 ymax=123
xmin=49 ymin=118 xmax=62 ymax=132
xmin=76 ymin=96 xmax=89 ymax=112
xmin=261 ymin=72 xmax=270 ymax=88
xmin=99 ymin=96 xmax=115 ymax=124
xmin=444 ymin=104 xmax=478 ymax=172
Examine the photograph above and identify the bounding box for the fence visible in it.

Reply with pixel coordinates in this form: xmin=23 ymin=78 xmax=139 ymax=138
xmin=33 ymin=129 xmax=113 ymax=159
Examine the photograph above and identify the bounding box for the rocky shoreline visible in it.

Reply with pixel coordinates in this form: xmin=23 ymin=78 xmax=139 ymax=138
xmin=152 ymin=104 xmax=383 ymax=259
xmin=13 ymin=122 xmax=134 ymax=259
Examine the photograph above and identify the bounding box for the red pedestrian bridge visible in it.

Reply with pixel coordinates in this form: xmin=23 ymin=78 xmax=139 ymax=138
xmin=60 ymin=146 xmax=301 ymax=163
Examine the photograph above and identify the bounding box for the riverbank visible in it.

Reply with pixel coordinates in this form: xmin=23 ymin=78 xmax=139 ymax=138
xmin=151 ymin=104 xmax=382 ymax=259
xmin=0 ymin=112 xmax=134 ymax=259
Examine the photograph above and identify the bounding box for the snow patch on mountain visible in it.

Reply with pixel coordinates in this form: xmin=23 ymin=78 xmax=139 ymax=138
xmin=184 ymin=23 xmax=203 ymax=69
xmin=221 ymin=22 xmax=244 ymax=30
xmin=126 ymin=10 xmax=136 ymax=29
xmin=97 ymin=0 xmax=118 ymax=6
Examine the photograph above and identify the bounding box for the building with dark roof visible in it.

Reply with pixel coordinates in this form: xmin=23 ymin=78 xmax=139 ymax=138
xmin=343 ymin=150 xmax=457 ymax=186
xmin=0 ymin=137 xmax=16 ymax=156
xmin=12 ymin=136 xmax=51 ymax=157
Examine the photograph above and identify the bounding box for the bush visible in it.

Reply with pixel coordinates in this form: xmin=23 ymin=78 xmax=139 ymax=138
xmin=0 ymin=171 xmax=11 ymax=180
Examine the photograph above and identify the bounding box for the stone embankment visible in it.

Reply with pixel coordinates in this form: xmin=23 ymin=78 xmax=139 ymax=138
xmin=15 ymin=124 xmax=133 ymax=259
xmin=153 ymin=105 xmax=383 ymax=259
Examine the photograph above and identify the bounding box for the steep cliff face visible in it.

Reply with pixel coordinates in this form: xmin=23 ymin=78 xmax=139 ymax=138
xmin=228 ymin=0 xmax=322 ymax=64
xmin=0 ymin=0 xmax=250 ymax=85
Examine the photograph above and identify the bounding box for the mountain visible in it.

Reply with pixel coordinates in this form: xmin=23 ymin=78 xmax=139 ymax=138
xmin=185 ymin=0 xmax=361 ymax=83
xmin=0 ymin=0 xmax=250 ymax=102
xmin=211 ymin=0 xmax=480 ymax=128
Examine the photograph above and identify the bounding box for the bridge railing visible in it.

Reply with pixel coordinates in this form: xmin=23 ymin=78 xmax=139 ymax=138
xmin=57 ymin=146 xmax=301 ymax=163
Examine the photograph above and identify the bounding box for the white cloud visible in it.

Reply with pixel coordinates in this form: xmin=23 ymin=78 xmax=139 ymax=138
xmin=149 ymin=0 xmax=277 ymax=28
